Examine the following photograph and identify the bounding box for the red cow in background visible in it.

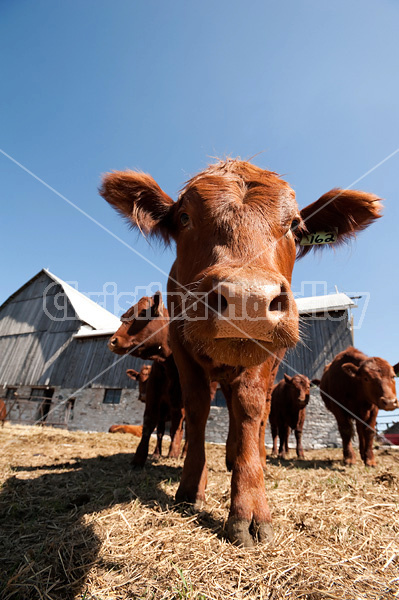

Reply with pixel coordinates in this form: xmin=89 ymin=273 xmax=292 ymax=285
xmin=320 ymin=347 xmax=398 ymax=466
xmin=269 ymin=374 xmax=311 ymax=459
xmin=126 ymin=364 xmax=152 ymax=403
xmin=101 ymin=158 xmax=382 ymax=546
xmin=109 ymin=292 xmax=184 ymax=464
xmin=109 ymin=424 xmax=143 ymax=436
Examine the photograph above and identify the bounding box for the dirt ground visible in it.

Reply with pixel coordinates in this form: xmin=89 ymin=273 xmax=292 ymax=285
xmin=0 ymin=423 xmax=398 ymax=600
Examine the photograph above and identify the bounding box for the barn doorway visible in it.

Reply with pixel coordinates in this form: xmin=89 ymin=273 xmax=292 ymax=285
xmin=31 ymin=388 xmax=54 ymax=424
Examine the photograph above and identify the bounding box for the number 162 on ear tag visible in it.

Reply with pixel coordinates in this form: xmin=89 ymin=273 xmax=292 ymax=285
xmin=300 ymin=230 xmax=338 ymax=246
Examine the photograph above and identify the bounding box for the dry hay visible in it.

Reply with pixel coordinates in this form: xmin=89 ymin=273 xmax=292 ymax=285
xmin=0 ymin=424 xmax=398 ymax=600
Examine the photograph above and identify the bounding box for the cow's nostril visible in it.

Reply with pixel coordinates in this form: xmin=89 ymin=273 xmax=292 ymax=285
xmin=207 ymin=290 xmax=228 ymax=315
xmin=110 ymin=338 xmax=118 ymax=346
xmin=269 ymin=285 xmax=289 ymax=312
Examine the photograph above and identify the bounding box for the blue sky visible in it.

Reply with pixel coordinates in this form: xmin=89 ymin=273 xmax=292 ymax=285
xmin=1 ymin=1 xmax=399 ymax=423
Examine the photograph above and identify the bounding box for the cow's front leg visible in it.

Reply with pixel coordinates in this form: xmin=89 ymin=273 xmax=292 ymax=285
xmin=295 ymin=429 xmax=305 ymax=459
xmin=271 ymin=425 xmax=279 ymax=457
xmin=132 ymin=366 xmax=163 ymax=467
xmin=168 ymin=407 xmax=185 ymax=458
xmin=221 ymin=384 xmax=236 ymax=472
xmin=356 ymin=421 xmax=376 ymax=467
xmin=227 ymin=373 xmax=273 ymax=547
xmin=258 ymin=397 xmax=270 ymax=468
xmin=338 ymin=419 xmax=356 ymax=465
xmin=278 ymin=424 xmax=289 ymax=459
xmin=152 ymin=422 xmax=165 ymax=458
xmin=174 ymin=356 xmax=211 ymax=507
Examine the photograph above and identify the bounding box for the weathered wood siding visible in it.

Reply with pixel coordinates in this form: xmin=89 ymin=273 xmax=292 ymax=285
xmin=276 ymin=310 xmax=352 ymax=381
xmin=49 ymin=336 xmax=144 ymax=389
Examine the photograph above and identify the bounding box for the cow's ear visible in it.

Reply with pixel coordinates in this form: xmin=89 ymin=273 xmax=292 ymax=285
xmin=152 ymin=291 xmax=165 ymax=317
xmin=284 ymin=374 xmax=292 ymax=384
xmin=341 ymin=363 xmax=359 ymax=378
xmin=296 ymin=189 xmax=383 ymax=258
xmin=100 ymin=171 xmax=176 ymax=244
xmin=126 ymin=369 xmax=139 ymax=380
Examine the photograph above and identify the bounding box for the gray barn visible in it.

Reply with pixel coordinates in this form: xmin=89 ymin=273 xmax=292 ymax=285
xmin=0 ymin=269 xmax=355 ymax=447
xmin=0 ymin=269 xmax=147 ymax=431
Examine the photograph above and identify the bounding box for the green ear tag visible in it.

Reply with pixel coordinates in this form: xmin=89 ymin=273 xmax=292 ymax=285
xmin=300 ymin=229 xmax=338 ymax=246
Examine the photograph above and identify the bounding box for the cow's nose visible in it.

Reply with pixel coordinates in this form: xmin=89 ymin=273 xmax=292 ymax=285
xmin=204 ymin=279 xmax=293 ymax=341
xmin=381 ymin=396 xmax=399 ymax=410
xmin=207 ymin=281 xmax=287 ymax=317
xmin=109 ymin=337 xmax=119 ymax=347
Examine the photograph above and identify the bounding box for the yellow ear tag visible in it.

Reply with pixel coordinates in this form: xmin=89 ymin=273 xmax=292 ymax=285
xmin=300 ymin=229 xmax=338 ymax=246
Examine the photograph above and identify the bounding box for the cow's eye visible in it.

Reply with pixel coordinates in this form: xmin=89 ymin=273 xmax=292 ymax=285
xmin=180 ymin=213 xmax=190 ymax=227
xmin=290 ymin=219 xmax=300 ymax=231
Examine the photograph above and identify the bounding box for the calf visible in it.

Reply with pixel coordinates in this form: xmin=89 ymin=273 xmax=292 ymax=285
xmin=109 ymin=424 xmax=143 ymax=436
xmin=269 ymin=374 xmax=311 ymax=459
xmin=126 ymin=364 xmax=152 ymax=402
xmin=101 ymin=158 xmax=382 ymax=546
xmin=109 ymin=292 xmax=184 ymax=464
xmin=320 ymin=346 xmax=398 ymax=466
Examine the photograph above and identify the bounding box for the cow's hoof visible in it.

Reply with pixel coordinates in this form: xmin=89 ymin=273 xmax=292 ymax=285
xmin=227 ymin=517 xmax=273 ymax=547
xmin=168 ymin=450 xmax=180 ymax=459
xmin=175 ymin=487 xmax=204 ymax=510
xmin=131 ymin=455 xmax=146 ymax=469
xmin=225 ymin=458 xmax=233 ymax=472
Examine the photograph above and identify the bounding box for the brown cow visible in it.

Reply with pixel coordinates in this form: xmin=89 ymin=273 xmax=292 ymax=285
xmin=0 ymin=399 xmax=6 ymax=426
xmin=109 ymin=292 xmax=185 ymax=464
xmin=320 ymin=346 xmax=398 ymax=466
xmin=101 ymin=158 xmax=382 ymax=546
xmin=109 ymin=424 xmax=143 ymax=436
xmin=269 ymin=374 xmax=311 ymax=459
xmin=126 ymin=364 xmax=152 ymax=402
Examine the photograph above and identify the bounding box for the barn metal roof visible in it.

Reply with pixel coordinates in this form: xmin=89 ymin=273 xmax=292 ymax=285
xmin=42 ymin=270 xmax=121 ymax=331
xmin=0 ymin=269 xmax=121 ymax=333
xmin=295 ymin=293 xmax=356 ymax=315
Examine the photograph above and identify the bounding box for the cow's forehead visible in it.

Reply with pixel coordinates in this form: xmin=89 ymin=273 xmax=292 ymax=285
xmin=179 ymin=160 xmax=296 ymax=213
xmin=292 ymin=375 xmax=309 ymax=385
xmin=363 ymin=358 xmax=393 ymax=377
xmin=121 ymin=296 xmax=151 ymax=321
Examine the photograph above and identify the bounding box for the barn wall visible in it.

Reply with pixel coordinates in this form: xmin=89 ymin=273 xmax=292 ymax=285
xmin=3 ymin=384 xmax=145 ymax=432
xmin=62 ymin=387 xmax=145 ymax=432
xmin=277 ymin=311 xmax=352 ymax=381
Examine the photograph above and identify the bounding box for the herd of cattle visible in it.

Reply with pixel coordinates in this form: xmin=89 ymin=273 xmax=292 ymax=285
xmin=108 ymin=293 xmax=398 ymax=469
xmin=100 ymin=158 xmax=398 ymax=546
